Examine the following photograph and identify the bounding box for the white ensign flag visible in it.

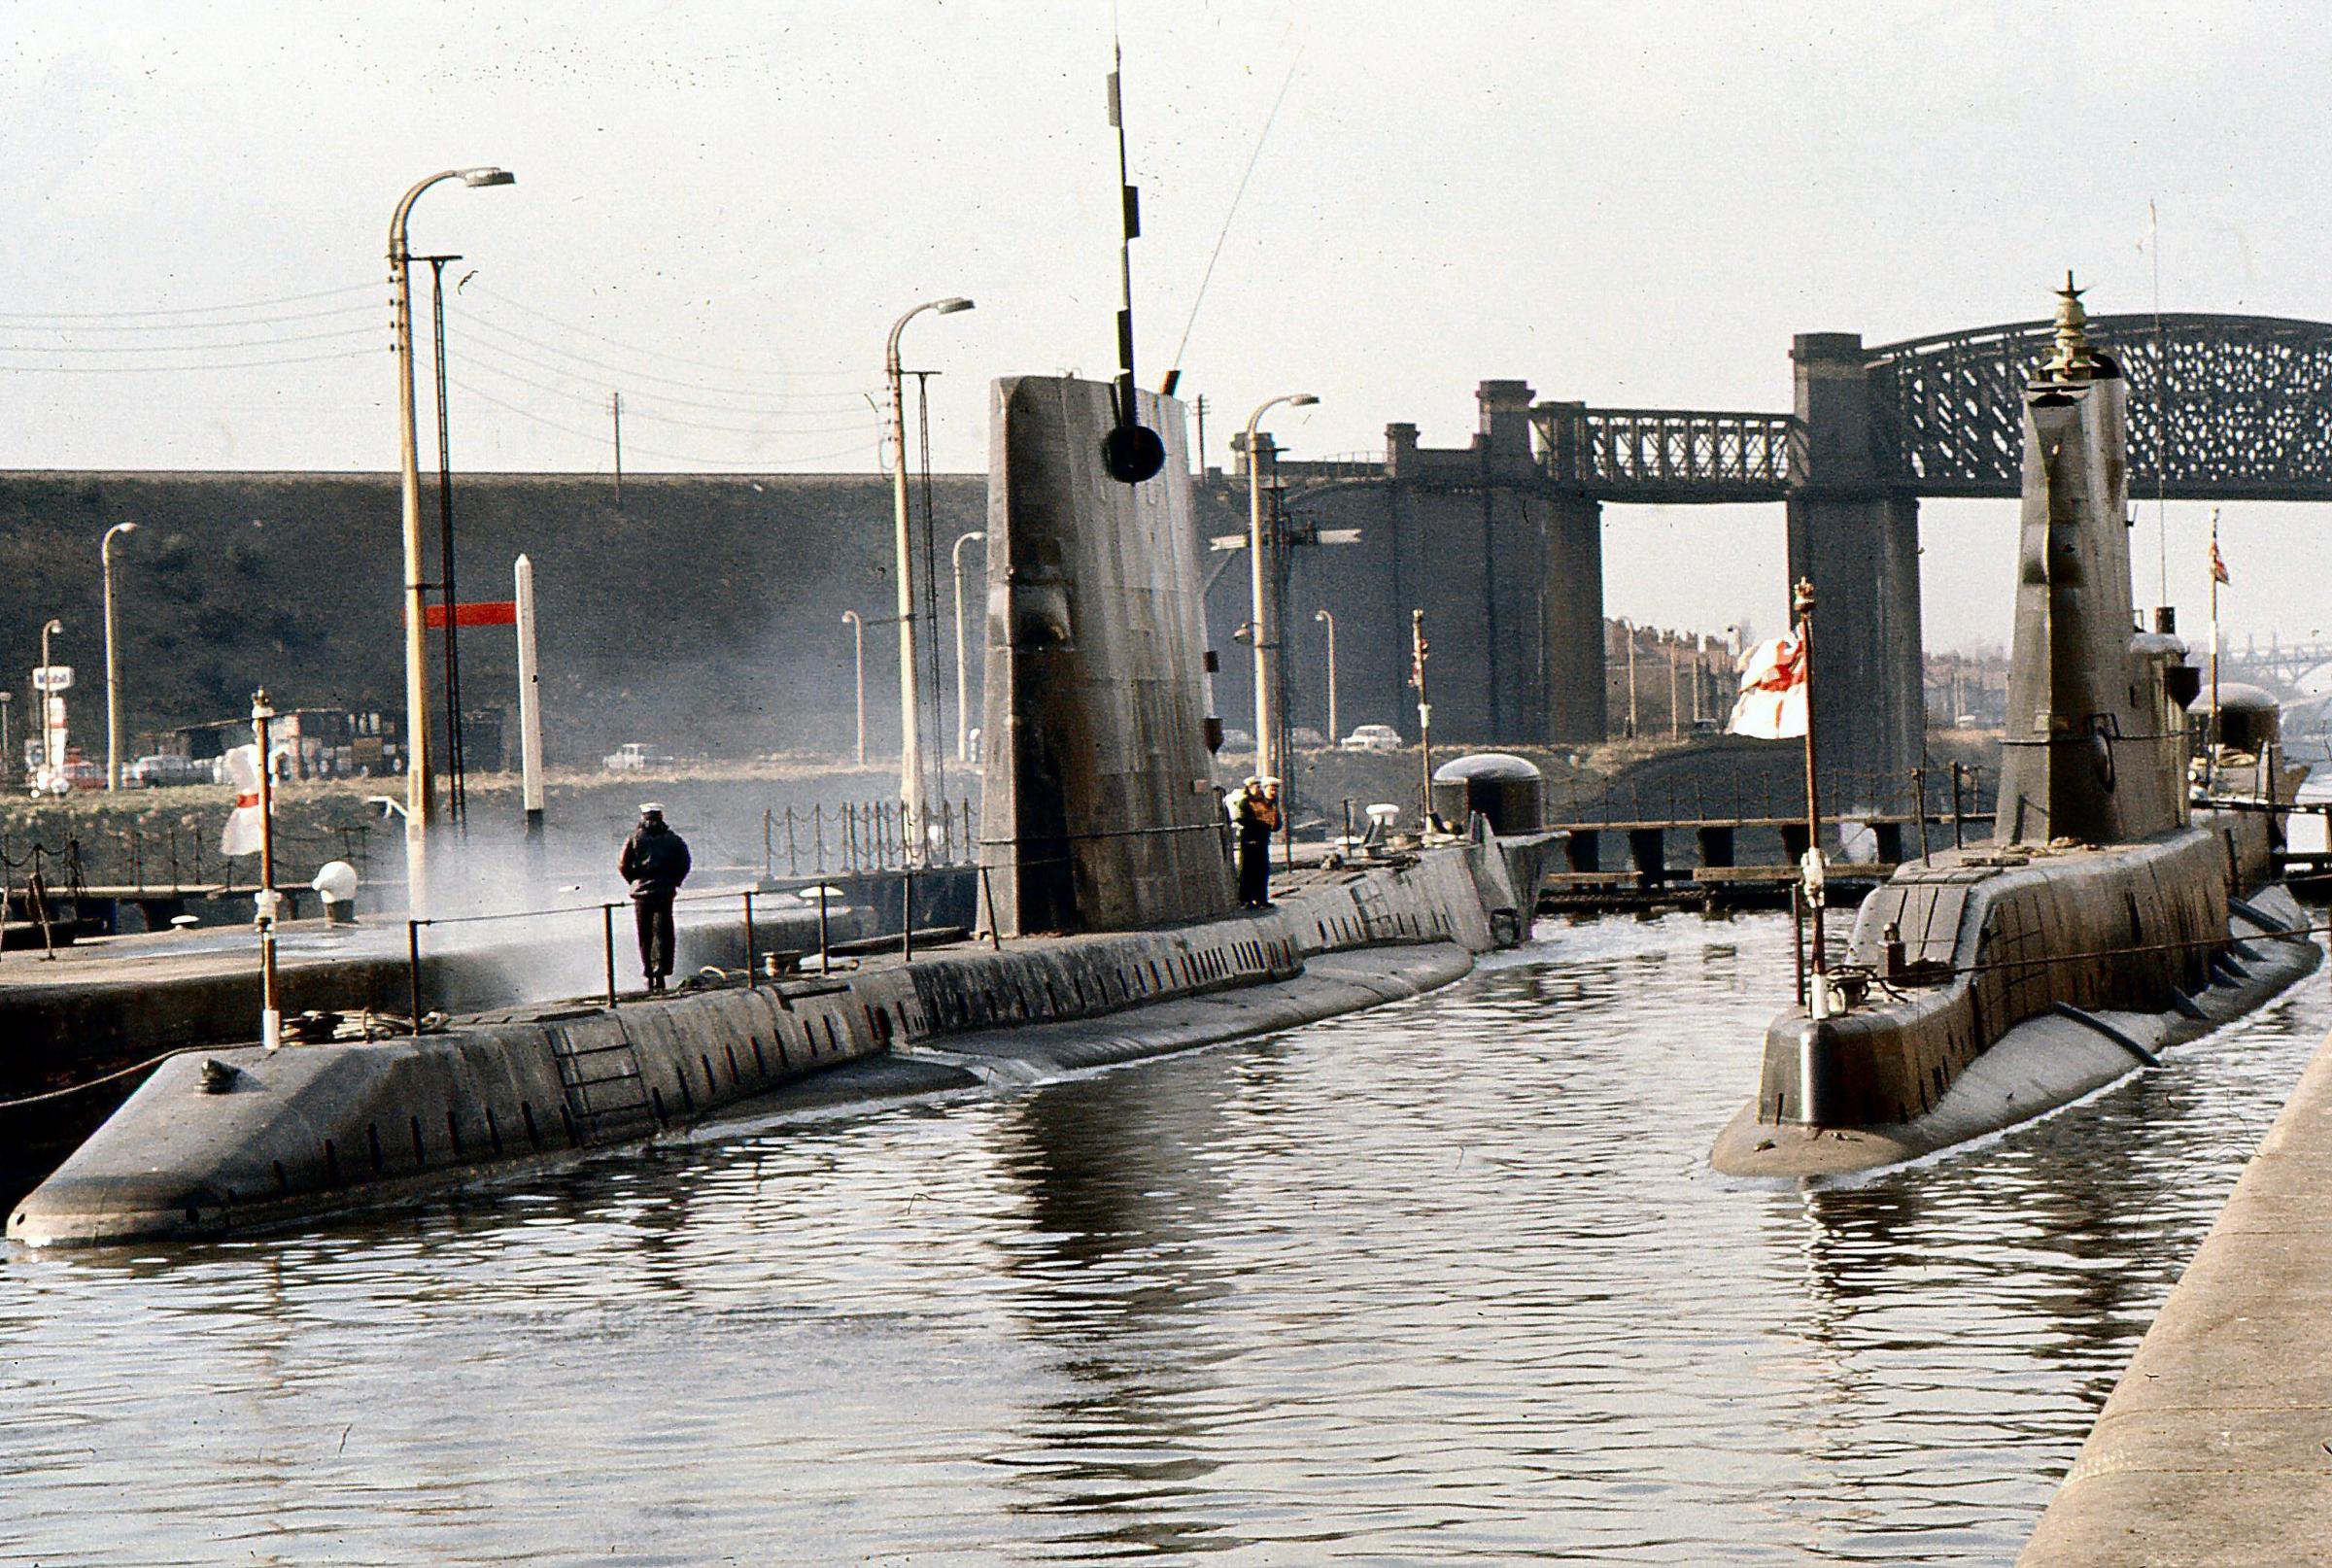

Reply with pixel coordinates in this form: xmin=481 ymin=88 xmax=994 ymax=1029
xmin=220 ymin=744 xmax=264 ymax=857
xmin=1727 ymin=631 xmax=1809 ymax=740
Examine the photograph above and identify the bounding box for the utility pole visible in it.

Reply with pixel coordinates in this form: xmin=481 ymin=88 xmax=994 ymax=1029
xmin=421 ymin=254 xmax=467 ymax=832
xmin=1194 ymin=393 xmax=1209 ymax=471
xmin=610 ymin=391 xmax=623 ymax=506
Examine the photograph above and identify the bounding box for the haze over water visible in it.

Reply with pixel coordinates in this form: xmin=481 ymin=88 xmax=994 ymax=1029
xmin=4 ymin=910 xmax=2322 ymax=1564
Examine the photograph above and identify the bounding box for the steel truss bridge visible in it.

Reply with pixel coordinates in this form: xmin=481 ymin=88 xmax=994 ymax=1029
xmin=1528 ymin=313 xmax=2332 ymax=504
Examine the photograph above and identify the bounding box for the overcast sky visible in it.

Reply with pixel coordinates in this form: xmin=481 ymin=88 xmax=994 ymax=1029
xmin=6 ymin=2 xmax=2330 ymax=655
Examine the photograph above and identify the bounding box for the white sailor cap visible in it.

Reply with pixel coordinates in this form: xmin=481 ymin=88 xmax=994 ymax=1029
xmin=638 ymin=801 xmax=665 ymax=816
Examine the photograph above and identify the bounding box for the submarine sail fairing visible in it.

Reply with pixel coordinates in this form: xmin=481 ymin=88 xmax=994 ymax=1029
xmin=1711 ymin=277 xmax=2320 ymax=1178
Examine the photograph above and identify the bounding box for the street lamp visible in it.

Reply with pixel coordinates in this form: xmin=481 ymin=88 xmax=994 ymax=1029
xmin=885 ymin=295 xmax=975 ymax=863
xmin=1668 ymin=637 xmax=1682 ymax=739
xmin=390 ymin=165 xmax=514 ymax=897
xmin=101 ymin=521 xmax=136 ymax=790
xmin=1314 ymin=607 xmax=1339 ymax=745
xmin=1616 ymin=618 xmax=1640 ymax=738
xmin=1244 ymin=392 xmax=1318 ymax=784
xmin=840 ymin=610 xmax=867 ymax=767
xmin=38 ymin=618 xmax=62 ymax=790
xmin=951 ymin=529 xmax=986 ymax=763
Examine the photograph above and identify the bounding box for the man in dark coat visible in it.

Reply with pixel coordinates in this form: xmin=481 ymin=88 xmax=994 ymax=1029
xmin=618 ymin=803 xmax=692 ymax=992
xmin=1233 ymin=776 xmax=1281 ymax=908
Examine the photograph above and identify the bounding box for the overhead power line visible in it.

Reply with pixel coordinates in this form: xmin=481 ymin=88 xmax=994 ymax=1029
xmin=454 ymin=307 xmax=875 ymax=402
xmin=452 ymin=349 xmax=880 ymax=436
xmin=0 ymin=302 xmax=375 ymax=334
xmin=465 ymin=283 xmax=870 ymax=380
xmin=450 ymin=376 xmax=883 ymax=470
xmin=0 ymin=284 xmax=375 ymax=321
xmin=0 ymin=346 xmax=376 ymax=374
xmin=0 ymin=324 xmax=377 ymax=354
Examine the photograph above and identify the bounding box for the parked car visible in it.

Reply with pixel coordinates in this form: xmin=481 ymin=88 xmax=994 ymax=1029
xmin=1340 ymin=723 xmax=1403 ymax=753
xmin=1287 ymin=727 xmax=1326 ymax=750
xmin=602 ymin=742 xmax=675 ymax=772
xmin=1219 ymin=727 xmax=1254 ymax=753
xmin=126 ymin=754 xmax=210 ymax=788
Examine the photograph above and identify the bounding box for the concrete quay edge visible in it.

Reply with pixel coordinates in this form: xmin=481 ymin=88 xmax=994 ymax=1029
xmin=2018 ymin=1007 xmax=2332 ymax=1566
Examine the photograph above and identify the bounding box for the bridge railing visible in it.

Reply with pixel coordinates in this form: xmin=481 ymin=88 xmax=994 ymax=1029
xmin=1535 ymin=406 xmax=1799 ymax=500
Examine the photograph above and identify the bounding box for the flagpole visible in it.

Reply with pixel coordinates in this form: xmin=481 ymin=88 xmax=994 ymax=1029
xmin=252 ymin=689 xmax=283 ymax=1053
xmin=2209 ymin=506 xmax=2221 ymax=791
xmin=1795 ymin=577 xmax=1828 ymax=1017
xmin=2151 ymin=197 xmax=2169 ymax=609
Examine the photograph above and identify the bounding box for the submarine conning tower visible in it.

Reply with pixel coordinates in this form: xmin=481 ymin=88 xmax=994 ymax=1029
xmin=979 ymin=377 xmax=1237 ymax=937
xmin=1995 ymin=274 xmax=2193 ymax=847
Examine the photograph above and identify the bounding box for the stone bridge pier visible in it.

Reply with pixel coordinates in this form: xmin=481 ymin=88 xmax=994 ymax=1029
xmin=1787 ymin=332 xmax=1926 ymax=798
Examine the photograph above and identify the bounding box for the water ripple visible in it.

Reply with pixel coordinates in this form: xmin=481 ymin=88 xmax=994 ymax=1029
xmin=2 ymin=908 xmax=2321 ymax=1564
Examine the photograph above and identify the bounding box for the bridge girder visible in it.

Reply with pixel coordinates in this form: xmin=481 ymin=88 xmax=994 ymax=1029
xmin=1869 ymin=312 xmax=2332 ymax=501
xmin=1467 ymin=312 xmax=2332 ymax=506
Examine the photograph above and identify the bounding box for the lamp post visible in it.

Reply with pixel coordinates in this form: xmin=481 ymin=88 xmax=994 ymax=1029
xmin=1244 ymin=392 xmax=1319 ymax=785
xmin=38 ymin=617 xmax=62 ymax=790
xmin=1617 ymin=618 xmax=1640 ymax=738
xmin=885 ymin=295 xmax=975 ymax=864
xmin=389 ymin=165 xmax=514 ymax=901
xmin=1668 ymin=639 xmax=1681 ymax=739
xmin=101 ymin=521 xmax=136 ymax=790
xmin=841 ymin=610 xmax=867 ymax=767
xmin=951 ymin=528 xmax=986 ymax=763
xmin=1314 ymin=607 xmax=1339 ymax=744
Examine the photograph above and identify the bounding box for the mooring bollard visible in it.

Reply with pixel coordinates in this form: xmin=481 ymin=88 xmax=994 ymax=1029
xmin=407 ymin=919 xmax=423 ymax=1037
xmin=741 ymin=889 xmax=757 ymax=989
xmin=602 ymin=903 xmax=618 ymax=1008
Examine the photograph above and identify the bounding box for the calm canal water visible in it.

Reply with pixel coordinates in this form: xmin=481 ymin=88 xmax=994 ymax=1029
xmin=4 ymin=910 xmax=2324 ymax=1565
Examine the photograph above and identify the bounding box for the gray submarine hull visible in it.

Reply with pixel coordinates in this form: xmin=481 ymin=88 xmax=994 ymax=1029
xmin=1711 ymin=839 xmax=2317 ymax=1177
xmin=1714 ymin=279 xmax=2321 ymax=1178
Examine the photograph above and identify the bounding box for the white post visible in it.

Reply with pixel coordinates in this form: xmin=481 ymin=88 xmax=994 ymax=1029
xmin=842 ymin=611 xmax=867 ymax=767
xmin=515 ymin=554 xmax=545 ymax=837
xmin=102 ymin=521 xmax=135 ymax=791
xmin=952 ymin=529 xmax=985 ymax=763
xmin=38 ymin=618 xmax=62 ymax=792
xmin=1315 ymin=607 xmax=1339 ymax=743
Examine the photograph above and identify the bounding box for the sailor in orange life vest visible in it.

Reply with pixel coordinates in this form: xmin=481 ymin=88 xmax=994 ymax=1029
xmin=1227 ymin=776 xmax=1282 ymax=908
xmin=618 ymin=803 xmax=693 ymax=992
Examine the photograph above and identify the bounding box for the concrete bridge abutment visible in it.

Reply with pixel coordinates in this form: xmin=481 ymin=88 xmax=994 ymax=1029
xmin=1787 ymin=332 xmax=1927 ymax=799
xmin=1540 ymin=483 xmax=1608 ymax=745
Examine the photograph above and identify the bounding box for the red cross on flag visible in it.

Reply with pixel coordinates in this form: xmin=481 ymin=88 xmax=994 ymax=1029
xmin=1727 ymin=631 xmax=1808 ymax=739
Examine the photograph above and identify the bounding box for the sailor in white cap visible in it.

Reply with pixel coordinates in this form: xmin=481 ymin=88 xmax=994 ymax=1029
xmin=1232 ymin=775 xmax=1281 ymax=908
xmin=618 ymin=802 xmax=692 ymax=992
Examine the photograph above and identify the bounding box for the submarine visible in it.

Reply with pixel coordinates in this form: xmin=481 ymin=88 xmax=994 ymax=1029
xmin=1712 ymin=277 xmax=2321 ymax=1178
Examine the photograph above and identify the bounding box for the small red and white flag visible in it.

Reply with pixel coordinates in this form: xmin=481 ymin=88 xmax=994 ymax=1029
xmin=2209 ymin=538 xmax=2230 ymax=586
xmin=1727 ymin=631 xmax=1809 ymax=739
xmin=220 ymin=744 xmax=264 ymax=857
